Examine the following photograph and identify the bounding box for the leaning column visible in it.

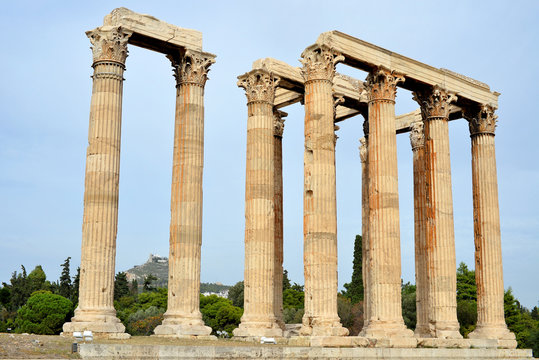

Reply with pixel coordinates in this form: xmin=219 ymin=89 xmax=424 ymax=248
xmin=464 ymin=105 xmax=516 ymax=347
xmin=299 ymin=45 xmax=348 ymax=337
xmin=233 ymin=69 xmax=283 ymax=338
xmin=409 ymin=121 xmax=430 ymax=337
xmin=413 ymin=86 xmax=461 ymax=339
xmin=63 ymin=26 xmax=132 ymax=338
xmin=273 ymin=110 xmax=286 ymax=329
xmin=361 ymin=67 xmax=412 ymax=339
xmin=154 ymin=50 xmax=215 ymax=337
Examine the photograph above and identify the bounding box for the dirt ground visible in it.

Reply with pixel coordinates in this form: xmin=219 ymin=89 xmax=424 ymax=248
xmin=0 ymin=333 xmax=278 ymax=359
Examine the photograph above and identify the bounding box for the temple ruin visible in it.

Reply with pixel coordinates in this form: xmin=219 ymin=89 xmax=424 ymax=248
xmin=66 ymin=8 xmax=519 ymax=351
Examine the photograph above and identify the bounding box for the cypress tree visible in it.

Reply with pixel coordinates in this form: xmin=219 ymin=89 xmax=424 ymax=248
xmin=342 ymin=235 xmax=364 ymax=304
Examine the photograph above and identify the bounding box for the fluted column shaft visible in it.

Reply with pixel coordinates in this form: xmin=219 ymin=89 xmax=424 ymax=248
xmin=155 ymin=50 xmax=215 ymax=337
xmin=273 ymin=112 xmax=285 ymax=329
xmin=465 ymin=106 xmax=515 ymax=343
xmin=64 ymin=26 xmax=132 ymax=337
xmin=359 ymin=136 xmax=370 ymax=330
xmin=233 ymin=70 xmax=282 ymax=338
xmin=413 ymin=86 xmax=461 ymax=339
xmin=410 ymin=121 xmax=429 ymax=337
xmin=300 ymin=45 xmax=348 ymax=337
xmin=361 ymin=67 xmax=412 ymax=339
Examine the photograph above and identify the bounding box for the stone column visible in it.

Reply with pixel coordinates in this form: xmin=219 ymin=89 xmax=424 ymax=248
xmin=63 ymin=26 xmax=132 ymax=338
xmin=360 ymin=66 xmax=412 ymax=339
xmin=273 ymin=110 xmax=286 ymax=329
xmin=233 ymin=69 xmax=283 ymax=338
xmin=409 ymin=121 xmax=430 ymax=337
xmin=154 ymin=50 xmax=215 ymax=337
xmin=359 ymin=135 xmax=370 ymax=331
xmin=413 ymin=86 xmax=461 ymax=339
xmin=464 ymin=105 xmax=516 ymax=346
xmin=300 ymin=45 xmax=348 ymax=337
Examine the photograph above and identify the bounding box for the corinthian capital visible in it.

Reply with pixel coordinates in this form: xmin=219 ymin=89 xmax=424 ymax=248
xmin=412 ymin=85 xmax=457 ymax=120
xmin=237 ymin=69 xmax=280 ymax=104
xmin=168 ymin=50 xmax=216 ymax=87
xmin=86 ymin=26 xmax=132 ymax=64
xmin=274 ymin=110 xmax=286 ymax=137
xmin=409 ymin=121 xmax=425 ymax=150
xmin=300 ymin=44 xmax=344 ymax=82
xmin=463 ymin=104 xmax=497 ymax=136
xmin=364 ymin=66 xmax=405 ymax=102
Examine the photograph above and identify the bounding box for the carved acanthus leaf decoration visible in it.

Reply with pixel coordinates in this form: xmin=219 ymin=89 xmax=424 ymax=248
xmin=273 ymin=110 xmax=286 ymax=137
xmin=412 ymin=85 xmax=457 ymax=119
xmin=169 ymin=50 xmax=215 ymax=86
xmin=359 ymin=137 xmax=367 ymax=163
xmin=237 ymin=69 xmax=280 ymax=104
xmin=86 ymin=26 xmax=132 ymax=64
xmin=463 ymin=104 xmax=497 ymax=136
xmin=409 ymin=121 xmax=425 ymax=150
xmin=300 ymin=44 xmax=344 ymax=82
xmin=364 ymin=66 xmax=405 ymax=102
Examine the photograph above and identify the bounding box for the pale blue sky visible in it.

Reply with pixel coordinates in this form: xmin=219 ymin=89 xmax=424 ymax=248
xmin=0 ymin=1 xmax=537 ymax=309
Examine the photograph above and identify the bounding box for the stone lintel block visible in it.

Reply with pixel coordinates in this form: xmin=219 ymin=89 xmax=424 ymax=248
xmin=497 ymin=339 xmax=518 ymax=349
xmin=310 ymin=336 xmax=372 ymax=347
xmin=233 ymin=326 xmax=283 ymax=339
xmin=372 ymin=337 xmax=418 ymax=348
xmin=467 ymin=338 xmax=499 ymax=349
xmin=316 ymin=31 xmax=499 ymax=107
xmin=103 ymin=7 xmax=203 ymax=53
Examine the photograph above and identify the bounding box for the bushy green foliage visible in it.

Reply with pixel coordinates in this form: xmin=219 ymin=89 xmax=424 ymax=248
xmin=227 ymin=281 xmax=244 ymax=308
xmin=115 ymin=287 xmax=168 ymax=324
xmin=200 ymin=294 xmax=242 ymax=335
xmin=283 ymin=307 xmax=304 ymax=324
xmin=283 ymin=288 xmax=304 ymax=310
xmin=125 ymin=306 xmax=164 ymax=335
xmin=401 ymin=282 xmax=416 ymax=330
xmin=200 ymin=282 xmax=231 ymax=294
xmin=14 ymin=291 xmax=72 ymax=335
xmin=114 ymin=272 xmax=130 ymax=300
xmin=58 ymin=257 xmax=72 ymax=299
xmin=456 ymin=262 xmax=477 ymax=301
xmin=342 ymin=235 xmax=364 ymax=304
xmin=457 ymin=300 xmax=477 ymax=337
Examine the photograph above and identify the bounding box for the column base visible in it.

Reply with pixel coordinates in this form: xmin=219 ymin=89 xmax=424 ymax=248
xmin=469 ymin=324 xmax=516 ymax=341
xmin=299 ymin=317 xmax=349 ymax=337
xmin=154 ymin=315 xmax=212 ymax=337
xmin=432 ymin=320 xmax=463 ymax=339
xmin=233 ymin=321 xmax=283 ymax=338
xmin=63 ymin=308 xmax=129 ymax=339
xmin=360 ymin=320 xmax=414 ymax=339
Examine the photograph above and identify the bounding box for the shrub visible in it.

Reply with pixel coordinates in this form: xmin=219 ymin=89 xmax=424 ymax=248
xmin=14 ymin=291 xmax=72 ymax=335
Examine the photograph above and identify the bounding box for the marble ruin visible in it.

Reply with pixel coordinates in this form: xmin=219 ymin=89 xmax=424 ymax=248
xmin=66 ymin=8 xmax=516 ymax=350
xmin=63 ymin=8 xmax=215 ymax=339
xmin=235 ymin=32 xmax=516 ymax=348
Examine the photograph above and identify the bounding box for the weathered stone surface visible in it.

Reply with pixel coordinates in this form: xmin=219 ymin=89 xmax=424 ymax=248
xmin=299 ymin=45 xmax=348 ymax=337
xmin=63 ymin=26 xmax=130 ymax=338
xmin=154 ymin=50 xmax=214 ymax=338
xmin=413 ymin=86 xmax=461 ymax=339
xmin=234 ymin=69 xmax=283 ymax=338
xmin=79 ymin=343 xmax=534 ymax=359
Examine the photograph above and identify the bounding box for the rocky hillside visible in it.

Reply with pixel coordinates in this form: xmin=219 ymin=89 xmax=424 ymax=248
xmin=124 ymin=254 xmax=231 ymax=295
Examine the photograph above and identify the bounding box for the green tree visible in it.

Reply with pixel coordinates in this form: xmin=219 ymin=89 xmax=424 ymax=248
xmin=342 ymin=235 xmax=364 ymax=304
xmin=129 ymin=279 xmax=138 ymax=296
xmin=401 ymin=282 xmax=416 ymax=330
xmin=114 ymin=272 xmax=130 ymax=300
xmin=227 ymin=281 xmax=244 ymax=308
xmin=58 ymin=257 xmax=72 ymax=299
xmin=283 ymin=270 xmax=291 ymax=291
xmin=283 ymin=288 xmax=304 ymax=309
xmin=71 ymin=267 xmax=80 ymax=304
xmin=27 ymin=265 xmax=49 ymax=294
xmin=456 ymin=262 xmax=477 ymax=301
xmin=200 ymin=294 xmax=242 ymax=335
xmin=142 ymin=274 xmax=157 ymax=292
xmin=531 ymin=306 xmax=539 ymax=321
xmin=0 ymin=286 xmax=11 ymax=308
xmin=14 ymin=291 xmax=73 ymax=335
xmin=457 ymin=299 xmax=477 ymax=337
xmin=8 ymin=266 xmax=30 ymax=309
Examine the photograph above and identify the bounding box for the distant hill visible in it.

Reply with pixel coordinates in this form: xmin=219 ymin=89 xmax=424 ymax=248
xmin=124 ymin=254 xmax=231 ymax=295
